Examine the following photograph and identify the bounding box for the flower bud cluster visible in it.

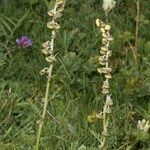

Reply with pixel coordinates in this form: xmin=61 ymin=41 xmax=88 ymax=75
xmin=40 ymin=0 xmax=66 ymax=77
xmin=96 ymin=19 xmax=113 ymax=96
xmin=47 ymin=0 xmax=65 ymax=30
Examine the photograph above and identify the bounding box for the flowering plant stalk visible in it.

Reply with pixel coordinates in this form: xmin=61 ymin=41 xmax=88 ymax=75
xmin=35 ymin=0 xmax=66 ymax=149
xmin=93 ymin=1 xmax=116 ymax=149
xmin=134 ymin=0 xmax=140 ymax=65
xmin=95 ymin=19 xmax=113 ymax=149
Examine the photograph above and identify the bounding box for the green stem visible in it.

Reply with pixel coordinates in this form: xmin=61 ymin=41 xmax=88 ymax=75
xmin=134 ymin=0 xmax=140 ymax=65
xmin=35 ymin=1 xmax=57 ymax=149
xmin=135 ymin=0 xmax=140 ymax=51
xmin=35 ymin=65 xmax=53 ymax=150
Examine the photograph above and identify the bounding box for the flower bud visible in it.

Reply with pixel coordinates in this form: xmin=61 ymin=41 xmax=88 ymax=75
xmin=106 ymin=95 xmax=113 ymax=106
xmin=102 ymin=33 xmax=108 ymax=38
xmin=101 ymin=47 xmax=107 ymax=52
xmin=45 ymin=55 xmax=57 ymax=63
xmin=97 ymin=67 xmax=112 ymax=74
xmin=39 ymin=67 xmax=49 ymax=76
xmin=56 ymin=0 xmax=64 ymax=5
xmin=101 ymin=28 xmax=106 ymax=33
xmin=96 ymin=18 xmax=101 ymax=27
xmin=47 ymin=21 xmax=61 ymax=30
xmin=102 ymin=88 xmax=109 ymax=94
xmin=104 ymin=73 xmax=112 ymax=79
xmin=42 ymin=41 xmax=51 ymax=48
xmin=102 ymin=79 xmax=110 ymax=89
xmin=42 ymin=48 xmax=50 ymax=55
xmin=105 ymin=25 xmax=111 ymax=31
xmin=105 ymin=106 xmax=112 ymax=114
xmin=47 ymin=10 xmax=54 ymax=17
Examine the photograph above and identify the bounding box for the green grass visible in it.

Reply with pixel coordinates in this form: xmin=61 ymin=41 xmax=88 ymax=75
xmin=0 ymin=0 xmax=150 ymax=149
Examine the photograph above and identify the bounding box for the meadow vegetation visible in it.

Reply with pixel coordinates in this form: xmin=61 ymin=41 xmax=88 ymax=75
xmin=0 ymin=0 xmax=150 ymax=149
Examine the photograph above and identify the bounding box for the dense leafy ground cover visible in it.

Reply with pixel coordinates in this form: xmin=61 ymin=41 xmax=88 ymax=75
xmin=0 ymin=0 xmax=150 ymax=149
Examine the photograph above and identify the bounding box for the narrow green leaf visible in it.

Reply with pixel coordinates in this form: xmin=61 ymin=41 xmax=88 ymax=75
xmin=12 ymin=11 xmax=30 ymax=34
xmin=1 ymin=19 xmax=12 ymax=33
xmin=5 ymin=17 xmax=16 ymax=26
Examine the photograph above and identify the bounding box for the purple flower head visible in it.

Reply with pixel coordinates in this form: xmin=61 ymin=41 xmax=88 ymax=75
xmin=16 ymin=36 xmax=32 ymax=48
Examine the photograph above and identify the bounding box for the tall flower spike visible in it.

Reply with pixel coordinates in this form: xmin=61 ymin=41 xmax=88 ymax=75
xmin=35 ymin=0 xmax=66 ymax=150
xmin=95 ymin=18 xmax=113 ymax=149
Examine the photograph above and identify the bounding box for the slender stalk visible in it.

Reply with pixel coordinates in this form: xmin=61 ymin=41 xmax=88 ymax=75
xmin=135 ymin=0 xmax=140 ymax=52
xmin=134 ymin=0 xmax=140 ymax=64
xmin=35 ymin=1 xmax=66 ymax=149
xmin=35 ymin=28 xmax=55 ymax=150
xmin=35 ymin=65 xmax=53 ymax=150
xmin=101 ymin=105 xmax=107 ymax=149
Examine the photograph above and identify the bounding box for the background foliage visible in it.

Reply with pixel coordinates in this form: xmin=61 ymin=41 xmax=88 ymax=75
xmin=0 ymin=0 xmax=150 ymax=149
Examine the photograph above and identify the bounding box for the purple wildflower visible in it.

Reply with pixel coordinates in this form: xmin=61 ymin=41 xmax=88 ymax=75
xmin=16 ymin=36 xmax=32 ymax=48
